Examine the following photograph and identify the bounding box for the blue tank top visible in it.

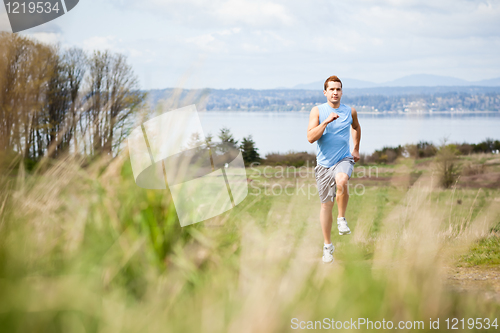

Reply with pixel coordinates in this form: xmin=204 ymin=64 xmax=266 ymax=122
xmin=316 ymin=103 xmax=353 ymax=167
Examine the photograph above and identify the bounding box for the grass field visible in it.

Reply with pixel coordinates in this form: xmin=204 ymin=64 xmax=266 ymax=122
xmin=0 ymin=152 xmax=499 ymax=332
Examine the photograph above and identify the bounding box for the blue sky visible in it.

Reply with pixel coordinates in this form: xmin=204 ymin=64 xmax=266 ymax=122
xmin=1 ymin=0 xmax=500 ymax=89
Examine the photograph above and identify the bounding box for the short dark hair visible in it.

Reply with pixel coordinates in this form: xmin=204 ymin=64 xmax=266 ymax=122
xmin=324 ymin=76 xmax=342 ymax=90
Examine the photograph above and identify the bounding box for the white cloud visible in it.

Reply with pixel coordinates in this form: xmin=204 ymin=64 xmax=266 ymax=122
xmin=81 ymin=35 xmax=157 ymax=64
xmin=128 ymin=48 xmax=143 ymax=58
xmin=186 ymin=33 xmax=216 ymax=48
xmin=82 ymin=35 xmax=117 ymax=51
xmin=28 ymin=32 xmax=62 ymax=45
xmin=214 ymin=1 xmax=293 ymax=26
xmin=342 ymin=0 xmax=500 ymax=39
xmin=218 ymin=27 xmax=241 ymax=36
xmin=241 ymin=42 xmax=267 ymax=53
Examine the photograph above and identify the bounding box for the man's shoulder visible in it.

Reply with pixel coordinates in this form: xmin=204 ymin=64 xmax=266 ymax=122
xmin=311 ymin=103 xmax=327 ymax=112
xmin=341 ymin=103 xmax=356 ymax=114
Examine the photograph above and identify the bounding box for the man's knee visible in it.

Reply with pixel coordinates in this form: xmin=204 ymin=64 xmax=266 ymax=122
xmin=335 ymin=173 xmax=349 ymax=188
xmin=321 ymin=201 xmax=334 ymax=210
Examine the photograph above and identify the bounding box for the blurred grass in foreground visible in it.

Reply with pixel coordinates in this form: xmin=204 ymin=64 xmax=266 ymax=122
xmin=1 ymin=152 xmax=500 ymax=332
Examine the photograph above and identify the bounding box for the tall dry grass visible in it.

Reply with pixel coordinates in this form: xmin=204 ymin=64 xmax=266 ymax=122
xmin=1 ymin=148 xmax=499 ymax=332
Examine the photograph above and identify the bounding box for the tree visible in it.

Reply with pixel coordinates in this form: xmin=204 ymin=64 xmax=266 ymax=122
xmin=240 ymin=135 xmax=261 ymax=166
xmin=204 ymin=132 xmax=214 ymax=148
xmin=45 ymin=46 xmax=71 ymax=158
xmin=217 ymin=127 xmax=238 ymax=145
xmin=217 ymin=127 xmax=238 ymax=154
xmin=63 ymin=47 xmax=87 ymax=155
xmin=0 ymin=32 xmax=55 ymax=159
xmin=85 ymin=51 xmax=145 ymax=156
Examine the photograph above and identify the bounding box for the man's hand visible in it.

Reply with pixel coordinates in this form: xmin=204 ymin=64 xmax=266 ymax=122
xmin=351 ymin=149 xmax=360 ymax=163
xmin=324 ymin=112 xmax=339 ymax=124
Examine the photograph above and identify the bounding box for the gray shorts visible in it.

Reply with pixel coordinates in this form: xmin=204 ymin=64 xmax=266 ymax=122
xmin=315 ymin=157 xmax=355 ymax=203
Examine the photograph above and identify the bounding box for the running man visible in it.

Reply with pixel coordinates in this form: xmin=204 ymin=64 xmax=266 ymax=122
xmin=307 ymin=75 xmax=361 ymax=263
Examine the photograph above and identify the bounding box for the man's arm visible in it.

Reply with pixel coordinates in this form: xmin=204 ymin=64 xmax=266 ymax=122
xmin=351 ymin=107 xmax=361 ymax=162
xmin=307 ymin=106 xmax=339 ymax=143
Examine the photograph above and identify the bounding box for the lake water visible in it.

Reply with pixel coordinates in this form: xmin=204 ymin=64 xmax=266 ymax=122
xmin=198 ymin=111 xmax=500 ymax=155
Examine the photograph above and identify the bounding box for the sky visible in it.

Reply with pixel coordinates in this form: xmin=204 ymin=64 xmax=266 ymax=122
xmin=1 ymin=0 xmax=500 ymax=90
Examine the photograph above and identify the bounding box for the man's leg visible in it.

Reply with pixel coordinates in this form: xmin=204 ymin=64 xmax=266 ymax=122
xmin=320 ymin=201 xmax=335 ymax=244
xmin=335 ymin=172 xmax=349 ymax=218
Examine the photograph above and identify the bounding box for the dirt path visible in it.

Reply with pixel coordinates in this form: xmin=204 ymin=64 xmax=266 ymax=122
xmin=446 ymin=266 xmax=500 ymax=303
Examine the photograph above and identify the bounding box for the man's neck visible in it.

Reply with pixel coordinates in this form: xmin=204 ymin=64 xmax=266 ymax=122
xmin=327 ymin=101 xmax=341 ymax=109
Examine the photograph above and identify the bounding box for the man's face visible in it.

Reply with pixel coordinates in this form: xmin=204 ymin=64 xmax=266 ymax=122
xmin=323 ymin=81 xmax=342 ymax=104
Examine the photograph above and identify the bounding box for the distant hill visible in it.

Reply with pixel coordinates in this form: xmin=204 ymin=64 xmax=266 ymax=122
xmin=291 ymin=74 xmax=500 ymax=90
xmin=476 ymin=77 xmax=500 ymax=86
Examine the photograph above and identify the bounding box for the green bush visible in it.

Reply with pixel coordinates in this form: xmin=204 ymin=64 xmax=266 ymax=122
xmin=435 ymin=144 xmax=461 ymax=188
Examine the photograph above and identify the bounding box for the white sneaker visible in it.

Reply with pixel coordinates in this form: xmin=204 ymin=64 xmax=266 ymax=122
xmin=337 ymin=217 xmax=351 ymax=235
xmin=322 ymin=244 xmax=335 ymax=263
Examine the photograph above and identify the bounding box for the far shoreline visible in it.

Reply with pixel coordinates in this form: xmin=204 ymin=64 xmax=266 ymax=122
xmin=203 ymin=109 xmax=500 ymax=115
